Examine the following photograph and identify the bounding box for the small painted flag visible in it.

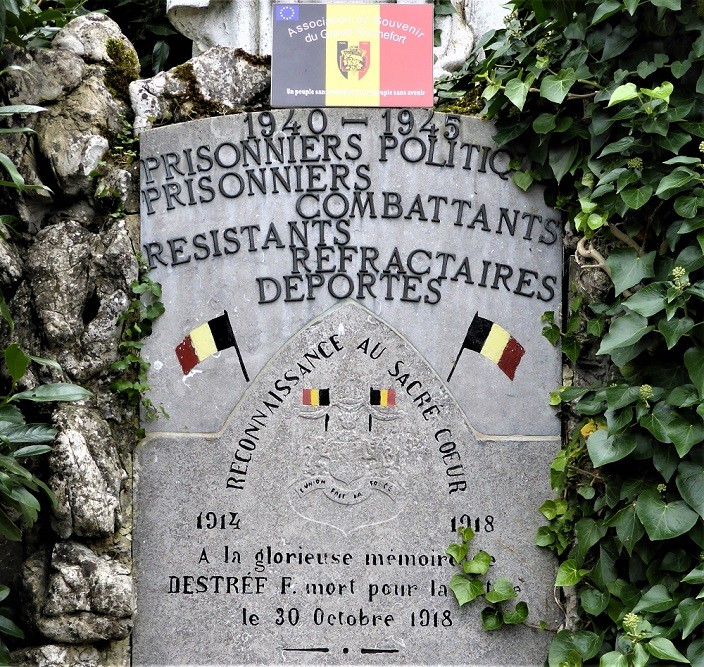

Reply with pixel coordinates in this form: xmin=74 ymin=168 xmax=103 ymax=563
xmin=370 ymin=388 xmax=396 ymax=407
xmin=176 ymin=312 xmax=240 ymax=375
xmin=447 ymin=313 xmax=525 ymax=382
xmin=302 ymin=389 xmax=330 ymax=406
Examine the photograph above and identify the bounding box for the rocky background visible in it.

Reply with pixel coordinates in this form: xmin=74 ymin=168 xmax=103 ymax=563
xmin=0 ymin=13 xmax=268 ymax=667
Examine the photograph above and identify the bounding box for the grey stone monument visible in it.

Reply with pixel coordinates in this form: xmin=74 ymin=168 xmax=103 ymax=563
xmin=135 ymin=109 xmax=562 ymax=665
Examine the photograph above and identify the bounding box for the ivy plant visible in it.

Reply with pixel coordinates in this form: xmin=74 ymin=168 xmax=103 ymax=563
xmin=447 ymin=526 xmax=529 ymax=630
xmin=438 ymin=0 xmax=704 ymax=664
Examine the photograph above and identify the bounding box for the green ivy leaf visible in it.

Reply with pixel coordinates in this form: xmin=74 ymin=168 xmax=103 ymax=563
xmin=684 ymin=565 xmax=704 ymax=585
xmin=687 ymin=638 xmax=704 ymax=667
xmin=449 ymin=574 xmax=483 ymax=606
xmin=611 ymin=503 xmax=645 ymax=555
xmin=656 ymin=166 xmax=698 ymax=198
xmin=640 ymin=403 xmax=676 ymax=442
xmin=485 ymin=577 xmax=517 ymax=603
xmin=550 ymin=143 xmax=579 ymax=184
xmin=574 ymin=518 xmax=607 ymax=562
xmin=463 ymin=550 xmax=492 ymax=575
xmin=548 ymin=630 xmax=602 ymax=667
xmin=675 ymin=195 xmax=702 ymax=219
xmin=505 ymin=77 xmax=531 ymax=111
xmin=555 ymin=559 xmax=590 ymax=587
xmin=592 ymin=0 xmax=623 ymax=25
xmin=599 ymin=651 xmax=628 ymax=667
xmin=684 ymin=347 xmax=704 ymax=398
xmin=665 ymin=415 xmax=704 ymax=457
xmin=502 ymin=601 xmax=528 ymax=625
xmin=587 ymin=430 xmax=637 ymax=467
xmin=446 ymin=542 xmax=468 ymax=563
xmin=540 ymin=68 xmax=577 ymax=104
xmin=636 ymin=489 xmax=699 ymax=540
xmin=512 ymin=170 xmax=533 ymax=191
xmin=667 ymin=385 xmax=699 ymax=408
xmin=598 ymin=312 xmax=654 ymax=355
xmin=620 ymin=184 xmax=654 ymax=210
xmin=480 ymin=607 xmax=502 ymax=630
xmin=680 ymin=598 xmax=704 ymax=639
xmin=605 ymin=249 xmax=656 ymax=294
xmin=649 ymin=0 xmax=681 ymax=7
xmin=633 ymin=584 xmax=676 ymax=613
xmin=624 ymin=283 xmax=667 ymax=317
xmin=659 ymin=317 xmax=694 ymax=349
xmin=676 ymin=462 xmax=704 ymax=518
xmin=608 ymin=82 xmax=638 ymax=106
xmin=645 ymin=636 xmax=689 ymax=663
xmin=580 ymin=588 xmax=610 ymax=615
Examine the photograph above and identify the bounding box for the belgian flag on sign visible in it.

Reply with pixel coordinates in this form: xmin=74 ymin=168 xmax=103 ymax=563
xmin=447 ymin=313 xmax=525 ymax=382
xmin=302 ymin=389 xmax=330 ymax=406
xmin=175 ymin=311 xmax=249 ymax=380
xmin=370 ymin=388 xmax=396 ymax=407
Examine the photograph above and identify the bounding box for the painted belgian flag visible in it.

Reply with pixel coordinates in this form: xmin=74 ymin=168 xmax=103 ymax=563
xmin=447 ymin=313 xmax=525 ymax=382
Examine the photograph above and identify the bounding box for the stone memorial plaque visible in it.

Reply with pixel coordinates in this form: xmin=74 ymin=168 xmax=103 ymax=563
xmin=135 ymin=109 xmax=563 ymax=665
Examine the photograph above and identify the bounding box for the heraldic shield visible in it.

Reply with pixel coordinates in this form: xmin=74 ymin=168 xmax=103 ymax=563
xmin=337 ymin=40 xmax=371 ymax=80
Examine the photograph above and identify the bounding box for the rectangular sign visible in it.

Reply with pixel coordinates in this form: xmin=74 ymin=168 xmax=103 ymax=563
xmin=271 ymin=4 xmax=434 ymax=107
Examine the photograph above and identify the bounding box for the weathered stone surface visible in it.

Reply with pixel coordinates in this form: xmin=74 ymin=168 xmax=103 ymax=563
xmin=2 ymin=44 xmax=86 ymax=105
xmin=165 ymin=0 xmax=500 ymax=78
xmin=26 ymin=221 xmax=93 ymax=347
xmin=37 ymin=70 xmax=127 ymax=197
xmin=49 ymin=406 xmax=125 ymax=539
xmin=130 ymin=47 xmax=269 ymax=133
xmin=95 ymin=165 xmax=139 ymax=216
xmin=22 ymin=544 xmax=133 ymax=643
xmin=0 ymin=125 xmax=53 ymax=231
xmin=53 ymin=14 xmax=135 ymax=67
xmin=135 ymin=303 xmax=559 ymax=665
xmin=25 ymin=220 xmax=136 ymax=380
xmin=10 ymin=644 xmax=102 ymax=667
xmin=0 ymin=224 xmax=23 ymax=290
xmin=140 ymin=110 xmax=562 ymax=436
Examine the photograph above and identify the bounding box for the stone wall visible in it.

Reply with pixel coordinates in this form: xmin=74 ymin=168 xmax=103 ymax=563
xmin=1 ymin=15 xmax=141 ymax=667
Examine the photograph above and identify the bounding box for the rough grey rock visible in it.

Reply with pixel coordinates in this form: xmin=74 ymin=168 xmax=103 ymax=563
xmin=2 ymin=44 xmax=86 ymax=105
xmin=10 ymin=644 xmax=102 ymax=667
xmin=25 ymin=220 xmax=136 ymax=380
xmin=26 ymin=221 xmax=93 ymax=347
xmin=0 ymin=224 xmax=23 ymax=290
xmin=22 ymin=543 xmax=133 ymax=643
xmin=53 ymin=14 xmax=135 ymax=67
xmin=49 ymin=406 xmax=125 ymax=539
xmin=95 ymin=165 xmax=139 ymax=216
xmin=37 ymin=69 xmax=127 ymax=197
xmin=130 ymin=47 xmax=270 ymax=133
xmin=0 ymin=126 xmax=53 ymax=231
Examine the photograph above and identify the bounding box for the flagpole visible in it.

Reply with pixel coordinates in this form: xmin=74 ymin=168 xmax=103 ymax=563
xmin=232 ymin=334 xmax=249 ymax=382
xmin=446 ymin=347 xmax=464 ymax=383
